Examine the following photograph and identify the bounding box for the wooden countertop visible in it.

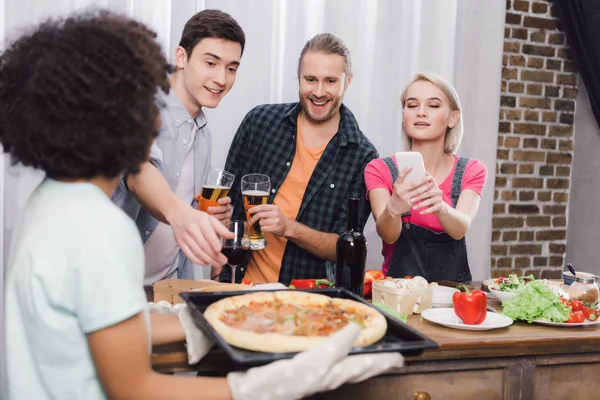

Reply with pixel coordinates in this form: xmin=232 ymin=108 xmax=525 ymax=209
xmin=152 ymin=309 xmax=600 ymax=373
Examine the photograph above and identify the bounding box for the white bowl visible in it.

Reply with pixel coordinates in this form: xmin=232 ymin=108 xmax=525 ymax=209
xmin=489 ymin=287 xmax=519 ymax=301
xmin=431 ymin=285 xmax=459 ymax=307
xmin=563 ymin=271 xmax=595 ymax=286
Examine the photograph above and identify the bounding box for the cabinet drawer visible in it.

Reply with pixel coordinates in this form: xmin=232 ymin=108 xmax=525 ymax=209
xmin=533 ymin=362 xmax=600 ymax=400
xmin=314 ymin=368 xmax=505 ymax=400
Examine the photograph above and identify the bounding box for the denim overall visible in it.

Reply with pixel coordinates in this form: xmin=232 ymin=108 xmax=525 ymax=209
xmin=383 ymin=157 xmax=472 ymax=282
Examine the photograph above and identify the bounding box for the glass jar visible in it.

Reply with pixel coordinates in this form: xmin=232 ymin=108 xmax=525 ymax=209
xmin=568 ymin=276 xmax=599 ymax=304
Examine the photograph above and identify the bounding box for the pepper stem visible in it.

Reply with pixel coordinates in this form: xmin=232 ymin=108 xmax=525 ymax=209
xmin=459 ymin=285 xmax=472 ymax=296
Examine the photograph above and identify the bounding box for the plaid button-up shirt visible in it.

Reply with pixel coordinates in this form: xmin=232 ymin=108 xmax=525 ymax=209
xmin=224 ymin=102 xmax=378 ymax=285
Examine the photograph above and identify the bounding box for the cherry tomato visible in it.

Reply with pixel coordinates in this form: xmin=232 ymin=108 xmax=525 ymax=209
xmin=242 ymin=278 xmax=252 ymax=285
xmin=559 ymin=297 xmax=569 ymax=305
xmin=571 ymin=300 xmax=584 ymax=312
xmin=582 ymin=307 xmax=599 ymax=321
xmin=567 ymin=312 xmax=585 ymax=323
xmin=404 ymin=275 xmax=413 ymax=279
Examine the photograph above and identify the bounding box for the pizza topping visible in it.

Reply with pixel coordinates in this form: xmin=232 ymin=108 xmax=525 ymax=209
xmin=220 ymin=300 xmax=367 ymax=336
xmin=289 ymin=279 xmax=334 ymax=289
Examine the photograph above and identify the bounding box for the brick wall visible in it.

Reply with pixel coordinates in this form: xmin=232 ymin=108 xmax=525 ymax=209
xmin=491 ymin=0 xmax=578 ymax=279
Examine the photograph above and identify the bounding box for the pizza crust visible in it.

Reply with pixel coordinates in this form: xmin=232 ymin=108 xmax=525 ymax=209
xmin=203 ymin=291 xmax=387 ymax=353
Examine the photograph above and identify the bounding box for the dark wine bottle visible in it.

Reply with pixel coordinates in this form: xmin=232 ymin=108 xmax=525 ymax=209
xmin=335 ymin=198 xmax=367 ymax=297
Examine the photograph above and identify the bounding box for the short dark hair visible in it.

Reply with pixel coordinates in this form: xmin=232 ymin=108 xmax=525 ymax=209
xmin=0 ymin=10 xmax=173 ymax=180
xmin=298 ymin=33 xmax=352 ymax=76
xmin=179 ymin=9 xmax=246 ymax=57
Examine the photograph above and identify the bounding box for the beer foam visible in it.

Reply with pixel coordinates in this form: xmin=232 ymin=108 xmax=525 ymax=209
xmin=203 ymin=185 xmax=230 ymax=190
xmin=242 ymin=190 xmax=269 ymax=196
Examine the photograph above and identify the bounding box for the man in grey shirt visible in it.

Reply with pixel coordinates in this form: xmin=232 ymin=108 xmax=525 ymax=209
xmin=112 ymin=10 xmax=245 ymax=285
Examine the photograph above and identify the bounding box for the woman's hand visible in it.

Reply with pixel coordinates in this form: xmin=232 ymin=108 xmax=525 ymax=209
xmin=411 ymin=173 xmax=448 ymax=216
xmin=387 ymin=167 xmax=433 ymax=216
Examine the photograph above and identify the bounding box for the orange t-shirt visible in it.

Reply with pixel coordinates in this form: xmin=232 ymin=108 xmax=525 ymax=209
xmin=246 ymin=117 xmax=327 ymax=283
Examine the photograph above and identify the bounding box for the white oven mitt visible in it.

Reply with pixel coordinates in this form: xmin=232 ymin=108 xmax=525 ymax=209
xmin=227 ymin=323 xmax=404 ymax=400
xmin=149 ymin=302 xmax=405 ymax=399
xmin=147 ymin=301 xmax=214 ymax=364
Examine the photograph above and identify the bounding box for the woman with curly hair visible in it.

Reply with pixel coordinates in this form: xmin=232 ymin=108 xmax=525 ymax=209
xmin=1 ymin=11 xmax=405 ymax=400
xmin=0 ymin=10 xmax=236 ymax=400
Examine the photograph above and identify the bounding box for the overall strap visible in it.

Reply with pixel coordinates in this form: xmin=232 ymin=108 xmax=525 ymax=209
xmin=383 ymin=157 xmax=398 ymax=182
xmin=451 ymin=157 xmax=469 ymax=208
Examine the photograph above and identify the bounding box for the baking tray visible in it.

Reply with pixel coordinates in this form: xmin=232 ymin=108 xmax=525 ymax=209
xmin=180 ymin=287 xmax=438 ymax=368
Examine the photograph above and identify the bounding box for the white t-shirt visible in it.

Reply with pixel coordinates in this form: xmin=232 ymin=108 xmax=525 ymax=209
xmin=3 ymin=179 xmax=148 ymax=400
xmin=143 ymin=124 xmax=197 ymax=285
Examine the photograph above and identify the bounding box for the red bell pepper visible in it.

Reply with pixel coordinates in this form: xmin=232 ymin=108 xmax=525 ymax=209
xmin=289 ymin=279 xmax=333 ymax=289
xmin=452 ymin=286 xmax=487 ymax=325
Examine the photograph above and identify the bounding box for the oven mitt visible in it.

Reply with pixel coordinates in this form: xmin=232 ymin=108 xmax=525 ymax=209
xmin=147 ymin=301 xmax=214 ymax=364
xmin=227 ymin=323 xmax=405 ymax=400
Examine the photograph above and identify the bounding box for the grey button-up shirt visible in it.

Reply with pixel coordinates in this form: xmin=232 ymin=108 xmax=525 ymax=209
xmin=112 ymin=89 xmax=212 ymax=278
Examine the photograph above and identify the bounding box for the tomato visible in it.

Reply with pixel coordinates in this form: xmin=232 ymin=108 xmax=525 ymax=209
xmin=404 ymin=275 xmax=413 ymax=279
xmin=364 ymin=281 xmax=373 ymax=298
xmin=582 ymin=307 xmax=599 ymax=321
xmin=567 ymin=312 xmax=585 ymax=323
xmin=570 ymin=300 xmax=584 ymax=312
xmin=364 ymin=270 xmax=385 ymax=298
xmin=241 ymin=278 xmax=252 ymax=285
xmin=559 ymin=297 xmax=569 ymax=305
xmin=365 ymin=270 xmax=385 ymax=281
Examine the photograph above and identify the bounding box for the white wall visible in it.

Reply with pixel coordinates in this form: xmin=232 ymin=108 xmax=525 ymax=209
xmin=566 ymin=80 xmax=600 ymax=276
xmin=202 ymin=0 xmax=506 ymax=280
xmin=0 ymin=0 xmax=507 ymax=285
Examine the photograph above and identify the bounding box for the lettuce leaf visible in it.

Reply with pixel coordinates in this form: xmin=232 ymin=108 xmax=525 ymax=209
xmin=501 ymin=280 xmax=570 ymax=323
xmin=372 ymin=302 xmax=408 ymax=323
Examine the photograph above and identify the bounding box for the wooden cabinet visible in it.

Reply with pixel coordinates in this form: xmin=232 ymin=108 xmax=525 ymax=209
xmin=533 ymin=358 xmax=600 ymax=400
xmin=152 ymin=313 xmax=600 ymax=399
xmin=312 ymin=354 xmax=600 ymax=399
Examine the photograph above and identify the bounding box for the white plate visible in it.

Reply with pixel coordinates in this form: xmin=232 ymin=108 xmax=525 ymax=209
xmin=532 ymin=318 xmax=600 ymax=327
xmin=431 ymin=286 xmax=459 ymax=308
xmin=421 ymin=308 xmax=513 ymax=331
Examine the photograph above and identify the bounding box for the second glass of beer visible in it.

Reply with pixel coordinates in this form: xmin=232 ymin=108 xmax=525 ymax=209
xmin=241 ymin=173 xmax=270 ymax=250
xmin=197 ymin=167 xmax=235 ymax=212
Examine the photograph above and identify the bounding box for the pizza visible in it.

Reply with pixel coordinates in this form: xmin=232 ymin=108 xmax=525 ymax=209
xmin=203 ymin=290 xmax=387 ymax=352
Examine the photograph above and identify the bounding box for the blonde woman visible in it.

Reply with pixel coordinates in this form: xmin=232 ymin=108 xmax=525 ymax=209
xmin=364 ymin=72 xmax=487 ymax=282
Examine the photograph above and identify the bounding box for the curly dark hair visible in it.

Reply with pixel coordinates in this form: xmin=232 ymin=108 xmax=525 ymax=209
xmin=0 ymin=10 xmax=173 ymax=179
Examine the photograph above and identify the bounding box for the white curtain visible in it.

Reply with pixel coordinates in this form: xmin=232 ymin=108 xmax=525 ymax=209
xmin=0 ymin=1 xmax=505 ymax=351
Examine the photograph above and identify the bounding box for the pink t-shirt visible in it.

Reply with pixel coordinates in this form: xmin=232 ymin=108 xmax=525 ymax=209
xmin=364 ymin=155 xmax=487 ymax=274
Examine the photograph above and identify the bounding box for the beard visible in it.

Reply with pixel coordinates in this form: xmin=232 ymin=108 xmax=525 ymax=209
xmin=299 ymin=94 xmax=343 ymax=124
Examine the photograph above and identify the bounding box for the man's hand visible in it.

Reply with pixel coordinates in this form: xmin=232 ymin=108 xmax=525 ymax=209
xmin=193 ymin=195 xmax=233 ymax=226
xmin=248 ymin=204 xmax=289 ymax=237
xmin=167 ymin=205 xmax=234 ymax=267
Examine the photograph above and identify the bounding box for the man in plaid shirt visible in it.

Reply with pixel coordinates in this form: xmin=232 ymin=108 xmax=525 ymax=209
xmin=221 ymin=33 xmax=378 ymax=285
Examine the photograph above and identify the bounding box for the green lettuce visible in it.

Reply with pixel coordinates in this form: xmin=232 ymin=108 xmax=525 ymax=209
xmin=501 ymin=280 xmax=570 ymax=323
xmin=372 ymin=302 xmax=408 ymax=323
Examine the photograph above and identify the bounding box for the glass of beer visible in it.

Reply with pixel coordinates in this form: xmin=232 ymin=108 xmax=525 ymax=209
xmin=241 ymin=173 xmax=270 ymax=250
xmin=197 ymin=167 xmax=235 ymax=212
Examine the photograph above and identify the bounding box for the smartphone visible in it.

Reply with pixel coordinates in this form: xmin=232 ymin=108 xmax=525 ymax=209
xmin=395 ymin=152 xmax=427 ymax=184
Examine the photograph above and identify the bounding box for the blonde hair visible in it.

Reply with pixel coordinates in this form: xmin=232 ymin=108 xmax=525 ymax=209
xmin=400 ymin=72 xmax=463 ymax=155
